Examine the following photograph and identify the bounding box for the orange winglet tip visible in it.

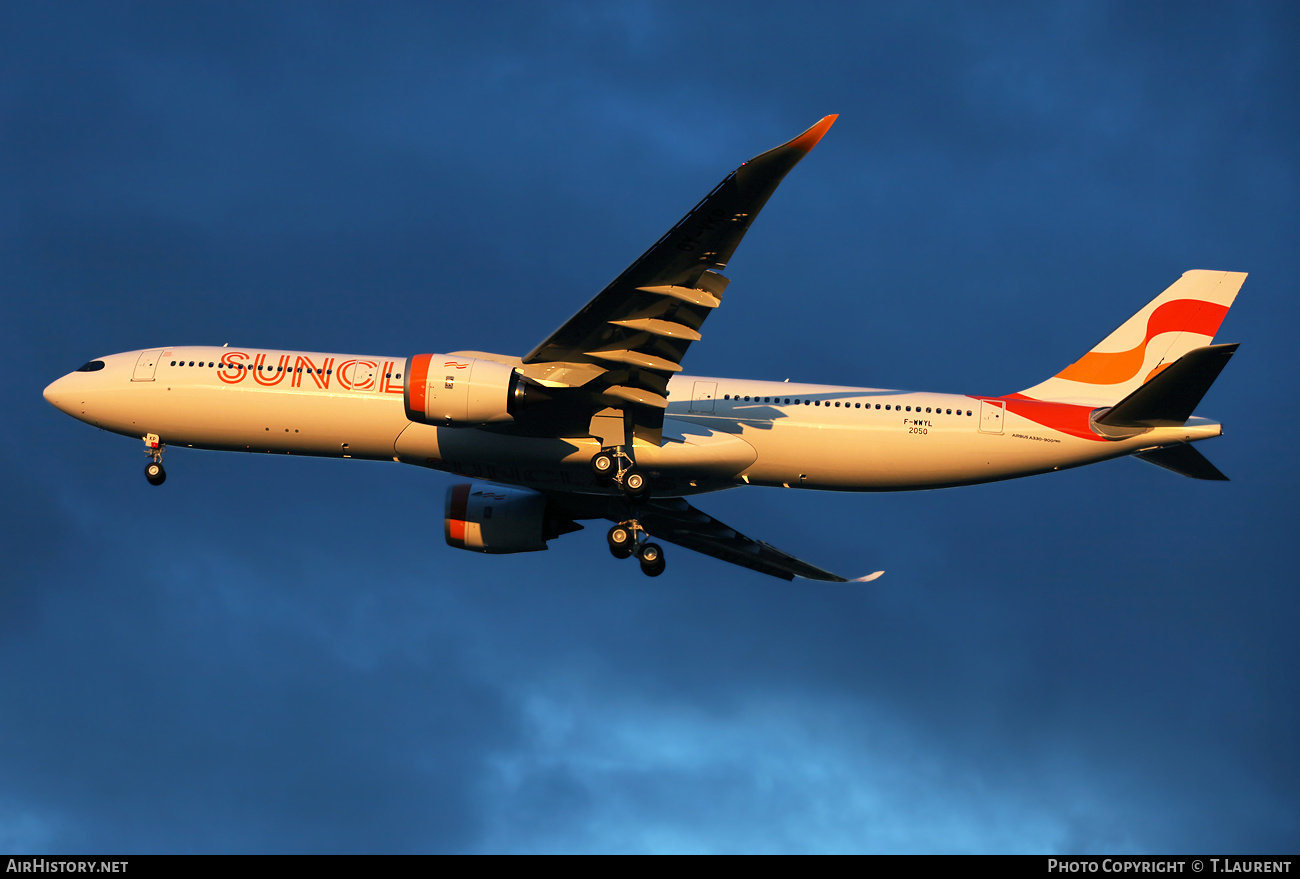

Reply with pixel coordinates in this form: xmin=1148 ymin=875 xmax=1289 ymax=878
xmin=788 ymin=114 xmax=838 ymax=153
xmin=851 ymin=570 xmax=885 ymax=583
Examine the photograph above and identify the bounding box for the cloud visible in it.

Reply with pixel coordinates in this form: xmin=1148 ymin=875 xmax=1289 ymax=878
xmin=4 ymin=0 xmax=1297 ymax=854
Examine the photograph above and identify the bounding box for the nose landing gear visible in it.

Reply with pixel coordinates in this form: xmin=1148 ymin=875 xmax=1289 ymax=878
xmin=144 ymin=461 xmax=166 ymax=486
xmin=143 ymin=433 xmax=167 ymax=486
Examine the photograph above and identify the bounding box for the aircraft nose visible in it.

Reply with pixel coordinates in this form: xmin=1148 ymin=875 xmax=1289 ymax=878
xmin=43 ymin=375 xmax=75 ymax=414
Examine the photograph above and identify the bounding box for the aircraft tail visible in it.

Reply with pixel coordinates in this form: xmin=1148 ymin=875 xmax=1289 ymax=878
xmin=1017 ymin=270 xmax=1246 ymax=406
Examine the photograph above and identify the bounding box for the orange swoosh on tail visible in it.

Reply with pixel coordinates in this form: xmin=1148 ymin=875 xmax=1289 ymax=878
xmin=1055 ymin=299 xmax=1228 ymax=385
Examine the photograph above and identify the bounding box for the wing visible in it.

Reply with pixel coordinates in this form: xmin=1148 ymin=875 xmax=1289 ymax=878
xmin=519 ymin=116 xmax=838 ymax=444
xmin=630 ymin=497 xmax=882 ymax=583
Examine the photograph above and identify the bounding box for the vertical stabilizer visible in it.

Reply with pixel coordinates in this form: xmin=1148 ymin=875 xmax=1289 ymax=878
xmin=1018 ymin=270 xmax=1245 ymax=406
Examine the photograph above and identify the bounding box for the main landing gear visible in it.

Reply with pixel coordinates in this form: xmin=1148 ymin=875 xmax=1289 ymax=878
xmin=590 ymin=448 xmax=648 ymax=499
xmin=607 ymin=523 xmax=665 ymax=577
xmin=143 ymin=433 xmax=167 ymax=486
xmin=593 ymin=445 xmax=665 ymax=577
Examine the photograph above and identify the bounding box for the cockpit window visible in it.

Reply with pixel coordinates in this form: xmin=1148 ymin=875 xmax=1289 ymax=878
xmin=75 ymin=361 xmax=105 ymax=372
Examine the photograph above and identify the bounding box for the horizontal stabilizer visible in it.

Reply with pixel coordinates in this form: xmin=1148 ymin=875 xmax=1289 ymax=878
xmin=1134 ymin=444 xmax=1229 ymax=481
xmin=1096 ymin=343 xmax=1238 ymax=428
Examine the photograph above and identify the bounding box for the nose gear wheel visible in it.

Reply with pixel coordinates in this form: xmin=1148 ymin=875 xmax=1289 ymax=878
xmin=142 ymin=434 xmax=167 ymax=486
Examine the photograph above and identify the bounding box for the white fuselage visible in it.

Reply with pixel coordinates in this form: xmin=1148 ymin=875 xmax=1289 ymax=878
xmin=44 ymin=345 xmax=1224 ymax=497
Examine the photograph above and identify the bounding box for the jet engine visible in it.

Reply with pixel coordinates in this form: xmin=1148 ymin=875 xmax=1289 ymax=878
xmin=405 ymin=354 xmax=549 ymax=426
xmin=444 ymin=483 xmax=580 ymax=553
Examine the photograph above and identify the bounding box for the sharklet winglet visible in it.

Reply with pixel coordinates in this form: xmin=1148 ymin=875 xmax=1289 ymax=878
xmin=789 ymin=114 xmax=838 ymax=153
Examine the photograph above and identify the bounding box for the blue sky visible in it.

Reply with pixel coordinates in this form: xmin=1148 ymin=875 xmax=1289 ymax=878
xmin=3 ymin=1 xmax=1297 ymax=853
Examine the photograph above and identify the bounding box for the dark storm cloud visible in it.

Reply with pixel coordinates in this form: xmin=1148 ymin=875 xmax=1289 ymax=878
xmin=3 ymin=0 xmax=1297 ymax=853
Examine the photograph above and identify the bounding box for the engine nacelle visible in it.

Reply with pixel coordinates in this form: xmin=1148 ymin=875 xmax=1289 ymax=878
xmin=444 ymin=483 xmax=578 ymax=554
xmin=405 ymin=354 xmax=548 ymax=426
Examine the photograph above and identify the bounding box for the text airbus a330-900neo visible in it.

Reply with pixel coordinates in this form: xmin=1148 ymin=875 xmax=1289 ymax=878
xmin=44 ymin=116 xmax=1244 ymax=581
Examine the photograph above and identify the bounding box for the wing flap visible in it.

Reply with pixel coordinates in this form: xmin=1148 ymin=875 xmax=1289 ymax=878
xmin=602 ymin=385 xmax=668 ymax=409
xmin=635 ymin=285 xmax=722 ymax=309
xmin=584 ymin=348 xmax=684 ymax=373
xmin=607 ymin=317 xmax=703 ymax=341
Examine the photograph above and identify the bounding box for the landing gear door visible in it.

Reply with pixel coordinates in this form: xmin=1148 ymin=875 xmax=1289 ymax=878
xmin=979 ymin=399 xmax=1006 ymax=434
xmin=690 ymin=381 xmax=717 ymax=413
xmin=132 ymin=349 xmax=163 ymax=382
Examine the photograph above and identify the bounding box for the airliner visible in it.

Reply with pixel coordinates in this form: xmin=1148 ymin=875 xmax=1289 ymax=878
xmin=43 ymin=116 xmax=1244 ymax=581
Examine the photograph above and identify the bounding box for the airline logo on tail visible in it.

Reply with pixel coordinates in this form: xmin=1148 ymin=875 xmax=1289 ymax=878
xmin=1019 ymin=270 xmax=1246 ymax=406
